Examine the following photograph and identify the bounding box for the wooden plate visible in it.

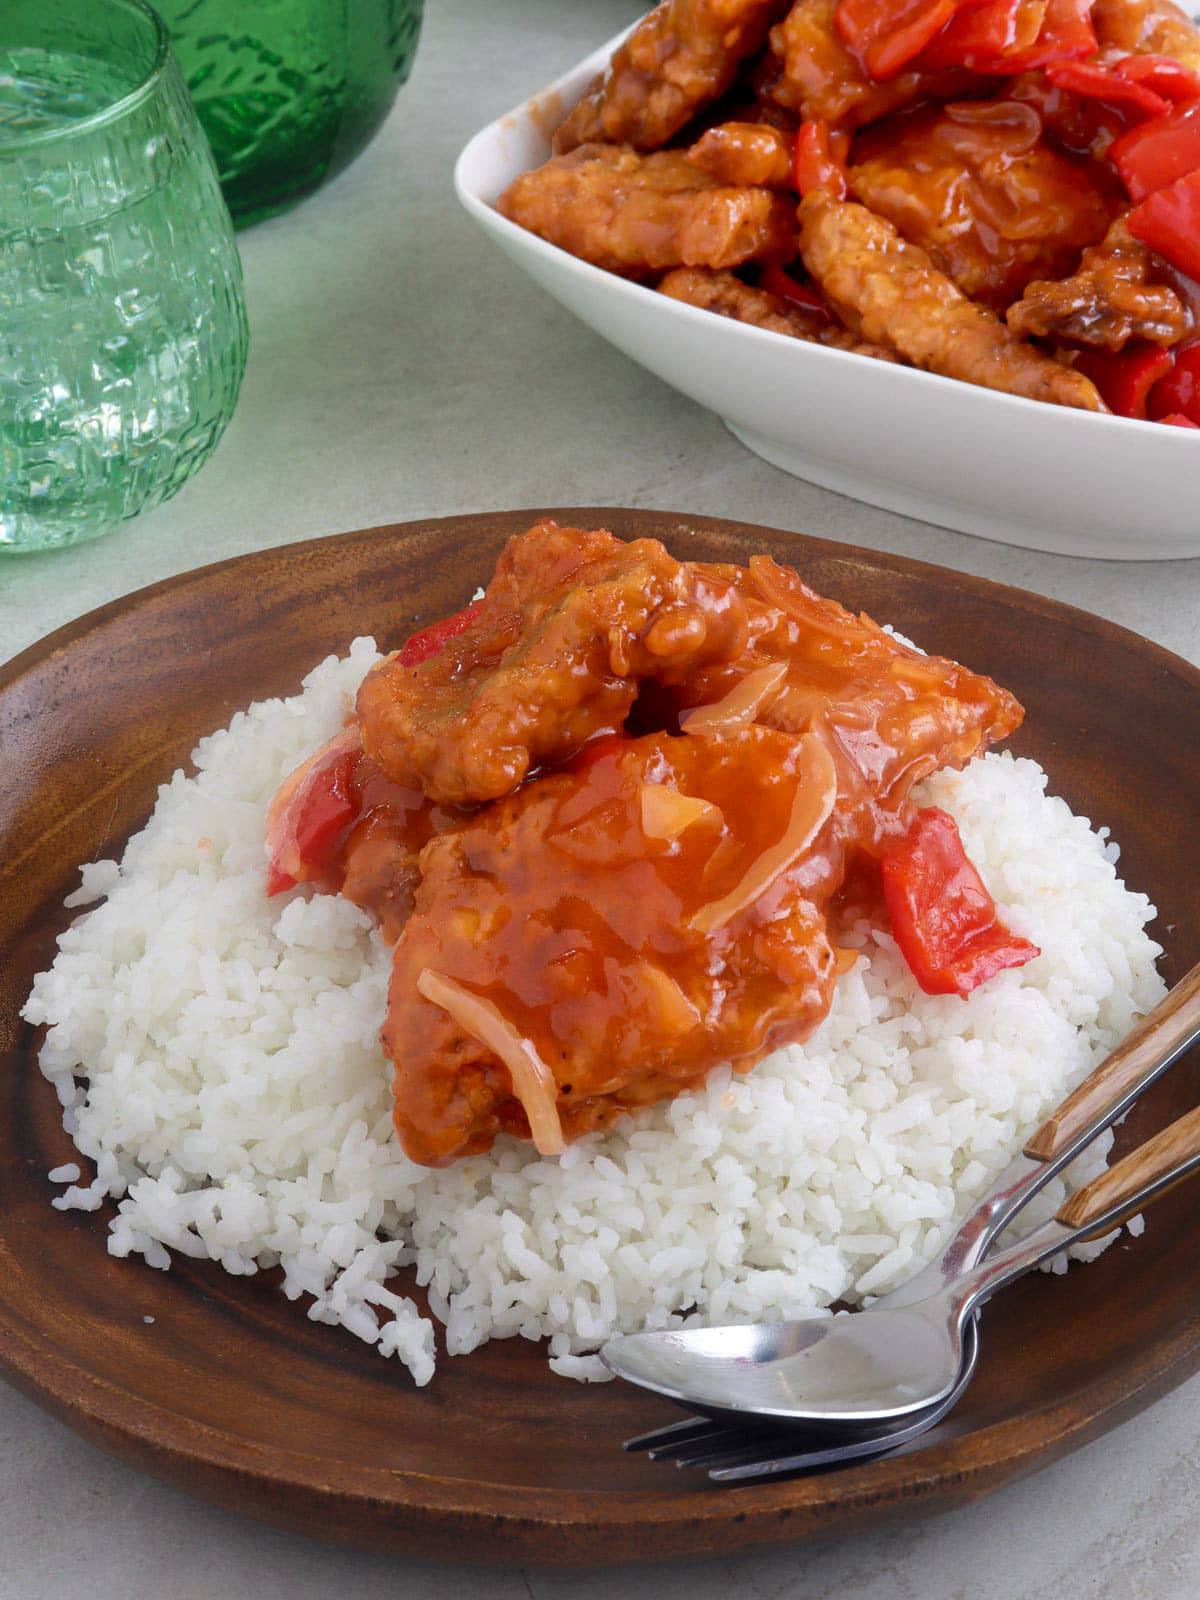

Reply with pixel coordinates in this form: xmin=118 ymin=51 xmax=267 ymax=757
xmin=1 ymin=510 xmax=1198 ymax=1567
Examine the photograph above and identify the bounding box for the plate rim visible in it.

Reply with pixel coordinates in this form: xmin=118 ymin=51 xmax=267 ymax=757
xmin=3 ymin=508 xmax=1200 ymax=1563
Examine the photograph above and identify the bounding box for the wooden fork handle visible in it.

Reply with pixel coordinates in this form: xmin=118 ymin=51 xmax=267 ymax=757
xmin=1057 ymin=1103 xmax=1200 ymax=1234
xmin=1024 ymin=962 xmax=1200 ymax=1163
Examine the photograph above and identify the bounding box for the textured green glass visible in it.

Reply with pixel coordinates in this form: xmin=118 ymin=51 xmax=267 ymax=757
xmin=0 ymin=0 xmax=248 ymax=554
xmin=157 ymin=0 xmax=425 ymax=226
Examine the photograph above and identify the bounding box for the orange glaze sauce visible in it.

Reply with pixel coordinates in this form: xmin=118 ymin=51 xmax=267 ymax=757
xmin=312 ymin=758 xmax=458 ymax=944
xmin=848 ymin=97 xmax=1121 ymax=309
xmin=383 ymin=728 xmax=850 ymax=1164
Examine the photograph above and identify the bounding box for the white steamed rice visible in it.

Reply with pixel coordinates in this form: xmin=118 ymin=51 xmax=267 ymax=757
xmin=23 ymin=638 xmax=1166 ymax=1387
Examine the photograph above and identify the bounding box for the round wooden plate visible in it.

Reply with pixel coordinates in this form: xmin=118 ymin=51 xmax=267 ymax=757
xmin=1 ymin=510 xmax=1198 ymax=1567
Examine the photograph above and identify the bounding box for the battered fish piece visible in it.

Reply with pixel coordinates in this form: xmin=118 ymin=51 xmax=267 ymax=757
xmin=553 ymin=0 xmax=790 ymax=155
xmin=497 ymin=144 xmax=794 ymax=277
xmin=766 ymin=0 xmax=967 ymax=129
xmin=1094 ymin=0 xmax=1200 ymax=70
xmin=689 ymin=120 xmax=794 ymax=186
xmin=849 ymin=101 xmax=1119 ymax=311
xmin=658 ymin=266 xmax=897 ymax=359
xmin=385 ymin=728 xmax=842 ymax=1165
xmin=1007 ymin=218 xmax=1193 ymax=350
xmin=665 ymin=552 xmax=1024 ymax=822
xmin=356 ymin=520 xmax=753 ymax=807
xmin=798 ymin=190 xmax=1108 ymax=409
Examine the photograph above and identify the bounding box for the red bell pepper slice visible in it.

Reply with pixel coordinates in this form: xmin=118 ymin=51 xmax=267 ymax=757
xmin=1115 ymin=55 xmax=1200 ymax=106
xmin=398 ymin=598 xmax=485 ymax=667
xmin=835 ymin=0 xmax=957 ymax=81
xmin=1072 ymin=343 xmax=1175 ymax=419
xmin=760 ymin=263 xmax=835 ymax=320
xmin=1160 ymin=411 xmax=1200 ymax=427
xmin=1110 ymin=103 xmax=1200 ymax=201
xmin=1148 ymin=341 xmax=1200 ymax=423
xmin=793 ymin=120 xmax=848 ymax=198
xmin=266 ymin=733 xmax=364 ymax=896
xmin=917 ymin=0 xmax=1042 ymax=71
xmin=1045 ymin=61 xmax=1170 ymax=122
xmin=1127 ymin=167 xmax=1200 ymax=282
xmin=881 ymin=808 xmax=1040 ymax=998
xmin=974 ymin=0 xmax=1095 ymax=72
xmin=290 ymin=750 xmax=359 ymax=875
xmin=265 ymin=861 xmax=298 ymax=897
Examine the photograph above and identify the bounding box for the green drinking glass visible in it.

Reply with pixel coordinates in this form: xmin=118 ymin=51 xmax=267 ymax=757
xmin=0 ymin=0 xmax=249 ymax=553
xmin=156 ymin=0 xmax=425 ymax=226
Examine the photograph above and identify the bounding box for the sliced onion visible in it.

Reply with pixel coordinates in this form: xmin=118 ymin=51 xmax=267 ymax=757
xmin=889 ymin=656 xmax=945 ymax=690
xmin=691 ymin=734 xmax=838 ymax=935
xmin=749 ymin=556 xmax=876 ymax=642
xmin=266 ymin=724 xmax=361 ymax=882
xmin=634 ymin=962 xmax=700 ymax=1035
xmin=416 ymin=968 xmax=565 ymax=1157
xmin=680 ymin=661 xmax=789 ymax=735
xmin=640 ymin=784 xmax=722 ymax=840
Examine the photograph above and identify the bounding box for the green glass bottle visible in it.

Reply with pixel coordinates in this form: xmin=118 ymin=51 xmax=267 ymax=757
xmin=156 ymin=0 xmax=424 ymax=226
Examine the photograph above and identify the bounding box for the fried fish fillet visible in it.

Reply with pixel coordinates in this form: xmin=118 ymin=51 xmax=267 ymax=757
xmin=689 ymin=120 xmax=795 ymax=186
xmin=1007 ymin=218 xmax=1193 ymax=350
xmin=658 ymin=266 xmax=896 ymax=359
xmin=356 ymin=520 xmax=754 ymax=806
xmin=1093 ymin=0 xmax=1200 ymax=71
xmin=798 ymin=190 xmax=1108 ymax=409
xmin=553 ymin=0 xmax=790 ymax=155
xmin=766 ymin=0 xmax=968 ymax=130
xmin=497 ymin=144 xmax=794 ymax=277
xmin=848 ymin=101 xmax=1118 ymax=311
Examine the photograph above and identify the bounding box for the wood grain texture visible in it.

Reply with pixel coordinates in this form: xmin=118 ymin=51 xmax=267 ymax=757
xmin=1 ymin=509 xmax=1199 ymax=1566
xmin=1026 ymin=964 xmax=1200 ymax=1162
xmin=1058 ymin=1105 xmax=1200 ymax=1234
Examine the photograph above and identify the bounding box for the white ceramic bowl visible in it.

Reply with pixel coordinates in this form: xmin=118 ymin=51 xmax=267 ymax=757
xmin=454 ymin=28 xmax=1200 ymax=560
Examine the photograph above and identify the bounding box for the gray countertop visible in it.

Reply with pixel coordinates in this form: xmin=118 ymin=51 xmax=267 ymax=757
xmin=2 ymin=2 xmax=1198 ymax=1594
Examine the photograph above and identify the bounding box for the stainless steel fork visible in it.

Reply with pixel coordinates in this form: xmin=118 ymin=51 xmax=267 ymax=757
xmin=622 ymin=962 xmax=1200 ymax=1480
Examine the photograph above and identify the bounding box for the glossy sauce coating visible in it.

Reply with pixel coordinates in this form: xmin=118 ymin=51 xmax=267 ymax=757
xmin=495 ymin=145 xmax=795 ymax=280
xmin=849 ymin=99 xmax=1120 ymax=308
xmin=385 ymin=729 xmax=843 ymax=1165
xmin=278 ymin=524 xmax=1027 ymax=1166
xmin=357 ymin=519 xmax=754 ymax=806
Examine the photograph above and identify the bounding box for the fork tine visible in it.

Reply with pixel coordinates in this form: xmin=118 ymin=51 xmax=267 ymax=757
xmin=707 ymin=1432 xmax=898 ymax=1482
xmin=623 ymin=1415 xmax=730 ymax=1453
xmin=658 ymin=1427 xmax=773 ymax=1466
xmin=670 ymin=1430 xmax=807 ymax=1472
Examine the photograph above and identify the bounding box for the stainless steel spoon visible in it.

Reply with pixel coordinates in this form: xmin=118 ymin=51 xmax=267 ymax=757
xmin=603 ymin=963 xmax=1200 ymax=1426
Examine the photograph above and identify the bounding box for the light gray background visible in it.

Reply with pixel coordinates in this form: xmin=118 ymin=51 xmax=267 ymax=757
xmin=2 ymin=2 xmax=1198 ymax=1594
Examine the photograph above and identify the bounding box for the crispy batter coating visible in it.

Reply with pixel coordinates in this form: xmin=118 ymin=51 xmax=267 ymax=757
xmin=554 ymin=0 xmax=790 ymax=154
xmin=689 ymin=120 xmax=795 ymax=186
xmin=849 ymin=101 xmax=1119 ymax=311
xmin=1094 ymin=0 xmax=1200 ymax=69
xmin=1007 ymin=217 xmax=1194 ymax=350
xmin=379 ymin=532 xmax=1026 ymax=1166
xmin=385 ymin=729 xmax=839 ymax=1165
xmin=356 ymin=520 xmax=754 ymax=806
xmin=766 ymin=0 xmax=967 ymax=129
xmin=658 ymin=266 xmax=897 ymax=358
xmin=497 ymin=144 xmax=794 ymax=277
xmin=670 ymin=553 xmax=1024 ymax=814
xmin=798 ymin=190 xmax=1108 ymax=409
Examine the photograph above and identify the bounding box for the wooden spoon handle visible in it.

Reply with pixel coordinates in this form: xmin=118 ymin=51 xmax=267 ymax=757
xmin=1024 ymin=962 xmax=1200 ymax=1163
xmin=1057 ymin=1103 xmax=1200 ymax=1234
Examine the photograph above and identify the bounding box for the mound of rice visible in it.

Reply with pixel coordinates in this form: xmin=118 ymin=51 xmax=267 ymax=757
xmin=23 ymin=639 xmax=1166 ymax=1387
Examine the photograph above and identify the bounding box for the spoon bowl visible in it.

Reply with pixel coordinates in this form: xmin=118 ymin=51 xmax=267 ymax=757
xmin=602 ymin=1297 xmax=966 ymax=1426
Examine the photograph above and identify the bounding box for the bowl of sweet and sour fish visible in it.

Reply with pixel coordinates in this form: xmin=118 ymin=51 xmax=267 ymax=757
xmin=455 ymin=0 xmax=1200 ymax=559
